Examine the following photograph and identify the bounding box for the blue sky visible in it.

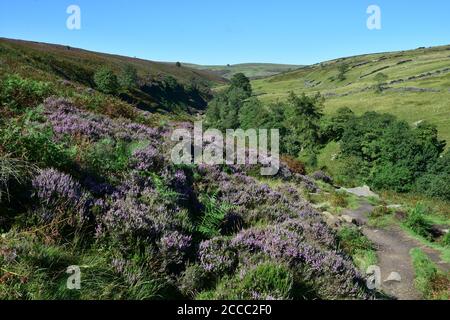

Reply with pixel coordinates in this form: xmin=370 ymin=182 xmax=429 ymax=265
xmin=0 ymin=0 xmax=449 ymax=65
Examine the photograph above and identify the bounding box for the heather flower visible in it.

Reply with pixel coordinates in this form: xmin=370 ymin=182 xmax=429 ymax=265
xmin=32 ymin=169 xmax=90 ymax=221
xmin=111 ymin=258 xmax=144 ymax=286
xmin=130 ymin=145 xmax=163 ymax=172
xmin=198 ymin=237 xmax=238 ymax=275
xmin=231 ymin=220 xmax=367 ymax=298
xmin=33 ymin=169 xmax=82 ymax=205
xmin=159 ymin=231 xmax=192 ymax=265
xmin=311 ymin=171 xmax=333 ymax=184
xmin=102 ymin=196 xmax=160 ymax=240
xmin=43 ymin=97 xmax=162 ymax=143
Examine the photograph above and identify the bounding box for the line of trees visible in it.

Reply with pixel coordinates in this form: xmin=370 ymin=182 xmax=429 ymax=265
xmin=205 ymin=73 xmax=450 ymax=200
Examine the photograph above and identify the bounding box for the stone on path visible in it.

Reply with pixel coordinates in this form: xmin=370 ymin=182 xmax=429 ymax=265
xmin=342 ymin=185 xmax=380 ymax=198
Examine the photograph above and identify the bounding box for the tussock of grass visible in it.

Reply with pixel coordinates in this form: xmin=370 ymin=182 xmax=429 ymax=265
xmin=410 ymin=248 xmax=450 ymax=300
xmin=337 ymin=226 xmax=377 ymax=271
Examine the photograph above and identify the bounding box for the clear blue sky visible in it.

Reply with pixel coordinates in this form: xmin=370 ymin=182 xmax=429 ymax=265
xmin=0 ymin=0 xmax=449 ymax=65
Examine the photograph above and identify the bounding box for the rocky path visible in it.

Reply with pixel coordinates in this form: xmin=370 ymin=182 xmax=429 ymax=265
xmin=343 ymin=200 xmax=450 ymax=300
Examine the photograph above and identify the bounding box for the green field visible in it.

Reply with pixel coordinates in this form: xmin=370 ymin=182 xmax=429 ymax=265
xmin=251 ymin=45 xmax=450 ymax=143
xmin=186 ymin=63 xmax=302 ymax=80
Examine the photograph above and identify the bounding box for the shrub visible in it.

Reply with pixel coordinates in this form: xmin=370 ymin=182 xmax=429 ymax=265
xmin=32 ymin=169 xmax=90 ymax=222
xmin=178 ymin=264 xmax=213 ymax=298
xmin=198 ymin=262 xmax=294 ymax=300
xmin=330 ymin=191 xmax=348 ymax=208
xmin=281 ymin=155 xmax=306 ymax=175
xmin=94 ymin=67 xmax=119 ymax=94
xmin=198 ymin=237 xmax=238 ymax=276
xmin=83 ymin=139 xmax=132 ymax=177
xmin=130 ymin=145 xmax=163 ymax=172
xmin=338 ymin=226 xmax=374 ymax=256
xmin=311 ymin=170 xmax=333 ymax=184
xmin=369 ymin=205 xmax=391 ymax=219
xmin=119 ymin=65 xmax=139 ymax=90
xmin=197 ymin=194 xmax=234 ymax=238
xmin=158 ymin=231 xmax=192 ymax=267
xmin=0 ymin=117 xmax=73 ymax=169
xmin=404 ymin=203 xmax=433 ymax=240
xmin=0 ymin=74 xmax=52 ymax=110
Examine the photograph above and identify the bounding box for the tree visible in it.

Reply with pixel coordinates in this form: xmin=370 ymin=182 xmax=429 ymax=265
xmin=374 ymin=72 xmax=388 ymax=93
xmin=230 ymin=73 xmax=252 ymax=98
xmin=94 ymin=67 xmax=119 ymax=94
xmin=339 ymin=112 xmax=445 ymax=193
xmin=238 ymin=98 xmax=268 ymax=130
xmin=119 ymin=64 xmax=139 ymax=90
xmin=325 ymin=107 xmax=356 ymax=141
xmin=283 ymin=92 xmax=324 ymax=159
xmin=206 ymin=87 xmax=249 ymax=130
xmin=176 ymin=62 xmax=182 ymax=68
xmin=337 ymin=63 xmax=349 ymax=82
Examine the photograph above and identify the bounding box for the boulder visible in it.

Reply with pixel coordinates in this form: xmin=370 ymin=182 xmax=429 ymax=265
xmin=342 ymin=185 xmax=380 ymax=198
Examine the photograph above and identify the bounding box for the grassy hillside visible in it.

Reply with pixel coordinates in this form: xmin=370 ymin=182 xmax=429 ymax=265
xmin=0 ymin=38 xmax=226 ymax=113
xmin=252 ymin=45 xmax=450 ymax=143
xmin=0 ymin=39 xmax=375 ymax=301
xmin=186 ymin=63 xmax=302 ymax=80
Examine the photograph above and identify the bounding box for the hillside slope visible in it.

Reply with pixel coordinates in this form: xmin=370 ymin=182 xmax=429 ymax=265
xmin=252 ymin=45 xmax=450 ymax=143
xmin=186 ymin=63 xmax=302 ymax=80
xmin=0 ymin=38 xmax=226 ymax=113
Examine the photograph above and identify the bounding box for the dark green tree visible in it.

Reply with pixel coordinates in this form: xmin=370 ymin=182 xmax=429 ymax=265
xmin=374 ymin=72 xmax=388 ymax=93
xmin=283 ymin=92 xmax=324 ymax=159
xmin=94 ymin=67 xmax=120 ymax=94
xmin=230 ymin=73 xmax=252 ymax=98
xmin=337 ymin=63 xmax=349 ymax=82
xmin=119 ymin=64 xmax=139 ymax=90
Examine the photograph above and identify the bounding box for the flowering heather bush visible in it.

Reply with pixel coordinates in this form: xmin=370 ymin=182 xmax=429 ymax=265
xmin=159 ymin=231 xmax=192 ymax=265
xmin=43 ymin=97 xmax=161 ymax=143
xmin=231 ymin=221 xmax=368 ymax=299
xmin=44 ymin=97 xmax=112 ymax=140
xmin=198 ymin=237 xmax=238 ymax=275
xmin=130 ymin=145 xmax=164 ymax=172
xmin=96 ymin=172 xmax=186 ymax=244
xmin=311 ymin=170 xmax=334 ymax=184
xmin=196 ymin=165 xmax=319 ymax=225
xmin=32 ymin=169 xmax=90 ymax=221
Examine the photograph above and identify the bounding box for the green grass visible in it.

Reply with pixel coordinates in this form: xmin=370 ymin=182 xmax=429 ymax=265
xmin=337 ymin=226 xmax=377 ymax=271
xmin=410 ymin=248 xmax=450 ymax=300
xmin=252 ymin=45 xmax=450 ymax=144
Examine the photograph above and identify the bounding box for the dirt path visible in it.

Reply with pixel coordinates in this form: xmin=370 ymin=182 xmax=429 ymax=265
xmin=343 ymin=200 xmax=450 ymax=300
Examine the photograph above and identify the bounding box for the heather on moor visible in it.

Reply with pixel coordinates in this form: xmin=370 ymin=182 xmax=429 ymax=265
xmin=0 ymin=1 xmax=449 ymax=304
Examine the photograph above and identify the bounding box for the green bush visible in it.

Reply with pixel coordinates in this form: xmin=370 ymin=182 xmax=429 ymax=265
xmin=197 ymin=262 xmax=294 ymax=300
xmin=337 ymin=112 xmax=445 ymax=194
xmin=416 ymin=152 xmax=450 ymax=201
xmin=197 ymin=194 xmax=234 ymax=238
xmin=0 ymin=74 xmax=52 ymax=111
xmin=338 ymin=226 xmax=374 ymax=255
xmin=82 ymin=139 xmax=132 ymax=179
xmin=0 ymin=117 xmax=73 ymax=169
xmin=119 ymin=65 xmax=139 ymax=90
xmin=94 ymin=67 xmax=120 ymax=94
xmin=330 ymin=191 xmax=349 ymax=208
xmin=404 ymin=203 xmax=433 ymax=240
xmin=178 ymin=264 xmax=213 ymax=298
xmin=369 ymin=205 xmax=391 ymax=219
